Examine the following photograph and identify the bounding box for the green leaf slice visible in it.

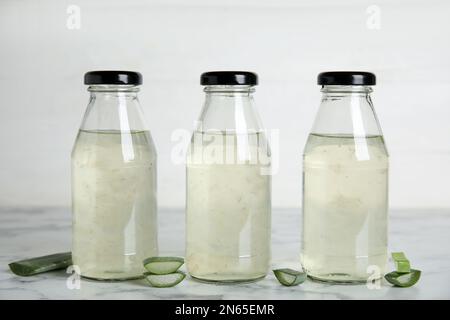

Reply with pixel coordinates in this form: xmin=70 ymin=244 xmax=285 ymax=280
xmin=385 ymin=269 xmax=421 ymax=288
xmin=273 ymin=268 xmax=307 ymax=286
xmin=143 ymin=256 xmax=184 ymax=275
xmin=8 ymin=252 xmax=72 ymax=276
xmin=391 ymin=252 xmax=411 ymax=273
xmin=145 ymin=271 xmax=186 ymax=288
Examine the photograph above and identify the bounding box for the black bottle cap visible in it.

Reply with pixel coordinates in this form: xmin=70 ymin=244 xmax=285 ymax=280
xmin=84 ymin=71 xmax=143 ymax=85
xmin=317 ymin=71 xmax=376 ymax=86
xmin=200 ymin=71 xmax=258 ymax=86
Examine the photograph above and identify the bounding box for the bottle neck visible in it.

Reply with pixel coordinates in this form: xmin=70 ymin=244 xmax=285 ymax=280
xmin=204 ymin=85 xmax=255 ymax=95
xmin=321 ymin=85 xmax=372 ymax=96
xmin=88 ymin=84 xmax=140 ymax=99
xmin=80 ymin=85 xmax=147 ymax=132
xmin=312 ymin=85 xmax=382 ymax=137
xmin=197 ymin=85 xmax=262 ymax=133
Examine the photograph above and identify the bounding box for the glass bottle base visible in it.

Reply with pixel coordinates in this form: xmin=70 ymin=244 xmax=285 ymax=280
xmin=190 ymin=274 xmax=266 ymax=285
xmin=306 ymin=272 xmax=379 ymax=284
xmin=80 ymin=273 xmax=144 ymax=282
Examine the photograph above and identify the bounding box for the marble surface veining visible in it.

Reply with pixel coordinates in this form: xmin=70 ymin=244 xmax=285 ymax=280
xmin=0 ymin=207 xmax=449 ymax=300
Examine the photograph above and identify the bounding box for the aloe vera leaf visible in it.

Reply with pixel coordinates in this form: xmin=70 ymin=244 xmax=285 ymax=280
xmin=273 ymin=268 xmax=307 ymax=286
xmin=145 ymin=271 xmax=186 ymax=288
xmin=391 ymin=252 xmax=411 ymax=273
xmin=8 ymin=252 xmax=72 ymax=276
xmin=143 ymin=256 xmax=184 ymax=275
xmin=385 ymin=269 xmax=421 ymax=288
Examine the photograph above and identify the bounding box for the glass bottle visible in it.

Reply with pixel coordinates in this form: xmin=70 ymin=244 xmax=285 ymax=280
xmin=72 ymin=71 xmax=158 ymax=280
xmin=186 ymin=71 xmax=271 ymax=283
xmin=301 ymin=71 xmax=388 ymax=283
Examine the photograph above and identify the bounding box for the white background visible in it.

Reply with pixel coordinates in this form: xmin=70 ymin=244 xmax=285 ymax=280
xmin=1 ymin=0 xmax=449 ymax=209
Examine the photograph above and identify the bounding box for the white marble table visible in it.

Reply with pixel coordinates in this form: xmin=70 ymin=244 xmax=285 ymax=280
xmin=0 ymin=207 xmax=449 ymax=299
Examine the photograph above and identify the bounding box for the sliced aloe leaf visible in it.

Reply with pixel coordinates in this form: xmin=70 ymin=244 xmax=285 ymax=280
xmin=391 ymin=252 xmax=411 ymax=273
xmin=385 ymin=269 xmax=421 ymax=288
xmin=273 ymin=268 xmax=307 ymax=286
xmin=9 ymin=252 xmax=72 ymax=276
xmin=145 ymin=271 xmax=186 ymax=288
xmin=143 ymin=256 xmax=184 ymax=275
